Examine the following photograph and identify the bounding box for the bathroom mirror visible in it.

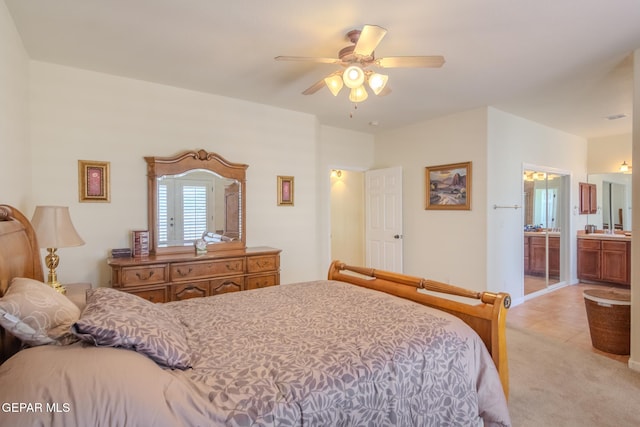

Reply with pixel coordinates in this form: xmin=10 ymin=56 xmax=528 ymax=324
xmin=146 ymin=149 xmax=248 ymax=255
xmin=587 ymin=173 xmax=632 ymax=231
xmin=523 ymin=168 xmax=569 ymax=295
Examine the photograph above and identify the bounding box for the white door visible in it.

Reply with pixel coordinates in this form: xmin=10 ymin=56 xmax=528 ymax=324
xmin=365 ymin=167 xmax=403 ymax=272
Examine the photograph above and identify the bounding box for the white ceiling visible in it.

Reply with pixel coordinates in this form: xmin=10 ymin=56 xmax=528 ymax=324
xmin=5 ymin=0 xmax=639 ymax=138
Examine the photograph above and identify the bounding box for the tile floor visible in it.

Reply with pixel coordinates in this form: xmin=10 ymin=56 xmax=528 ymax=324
xmin=507 ymin=282 xmax=630 ymax=364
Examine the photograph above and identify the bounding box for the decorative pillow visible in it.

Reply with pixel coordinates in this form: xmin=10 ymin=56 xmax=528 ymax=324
xmin=72 ymin=288 xmax=192 ymax=369
xmin=0 ymin=277 xmax=81 ymax=346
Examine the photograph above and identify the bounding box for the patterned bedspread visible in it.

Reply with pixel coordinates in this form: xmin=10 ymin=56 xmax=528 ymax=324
xmin=0 ymin=280 xmax=511 ymax=426
xmin=168 ymin=280 xmax=511 ymax=426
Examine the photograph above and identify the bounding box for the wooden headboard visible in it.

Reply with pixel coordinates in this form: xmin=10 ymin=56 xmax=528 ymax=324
xmin=0 ymin=204 xmax=44 ymax=361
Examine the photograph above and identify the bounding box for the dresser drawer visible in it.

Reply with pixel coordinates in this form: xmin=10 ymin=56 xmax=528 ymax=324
xmin=127 ymin=287 xmax=167 ymax=303
xmin=120 ymin=265 xmax=167 ymax=287
xmin=578 ymin=239 xmax=601 ymax=250
xmin=170 ymin=258 xmax=245 ymax=281
xmin=602 ymin=240 xmax=628 ymax=251
xmin=247 ymin=255 xmax=279 ymax=273
xmin=245 ymin=273 xmax=279 ymax=290
xmin=172 ymin=281 xmax=209 ymax=301
xmin=210 ymin=276 xmax=244 ymax=295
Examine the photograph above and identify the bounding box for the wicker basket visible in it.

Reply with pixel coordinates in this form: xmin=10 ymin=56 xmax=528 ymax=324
xmin=583 ymin=289 xmax=630 ymax=355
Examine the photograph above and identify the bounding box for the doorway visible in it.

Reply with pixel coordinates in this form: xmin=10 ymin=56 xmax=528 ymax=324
xmin=329 ymin=169 xmax=366 ymax=266
xmin=329 ymin=167 xmax=403 ymax=272
xmin=523 ymin=167 xmax=570 ymax=296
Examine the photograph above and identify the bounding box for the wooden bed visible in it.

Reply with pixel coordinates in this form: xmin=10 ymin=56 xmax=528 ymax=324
xmin=0 ymin=204 xmax=512 ymax=425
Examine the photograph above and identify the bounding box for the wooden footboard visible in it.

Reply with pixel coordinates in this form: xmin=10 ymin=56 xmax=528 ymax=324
xmin=327 ymin=260 xmax=511 ymax=398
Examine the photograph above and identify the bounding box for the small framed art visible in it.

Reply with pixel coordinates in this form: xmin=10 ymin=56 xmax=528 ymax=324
xmin=425 ymin=161 xmax=471 ymax=210
xmin=277 ymin=176 xmax=294 ymax=206
xmin=78 ymin=160 xmax=110 ymax=202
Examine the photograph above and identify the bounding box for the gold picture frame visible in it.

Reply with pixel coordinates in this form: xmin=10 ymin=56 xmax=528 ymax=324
xmin=277 ymin=176 xmax=294 ymax=206
xmin=425 ymin=161 xmax=471 ymax=210
xmin=78 ymin=160 xmax=110 ymax=202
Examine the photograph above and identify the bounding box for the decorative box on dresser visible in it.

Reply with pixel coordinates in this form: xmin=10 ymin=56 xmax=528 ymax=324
xmin=108 ymin=247 xmax=281 ymax=303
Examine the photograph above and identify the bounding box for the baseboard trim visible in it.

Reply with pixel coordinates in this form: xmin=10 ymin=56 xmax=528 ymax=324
xmin=628 ymin=358 xmax=640 ymax=372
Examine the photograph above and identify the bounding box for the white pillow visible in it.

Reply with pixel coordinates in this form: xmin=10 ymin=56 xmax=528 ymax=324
xmin=0 ymin=277 xmax=81 ymax=346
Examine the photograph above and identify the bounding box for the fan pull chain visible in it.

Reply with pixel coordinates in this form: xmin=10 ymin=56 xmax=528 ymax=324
xmin=349 ymin=103 xmax=358 ymax=119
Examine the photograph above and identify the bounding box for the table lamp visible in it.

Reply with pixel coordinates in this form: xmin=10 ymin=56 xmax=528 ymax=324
xmin=31 ymin=206 xmax=85 ymax=294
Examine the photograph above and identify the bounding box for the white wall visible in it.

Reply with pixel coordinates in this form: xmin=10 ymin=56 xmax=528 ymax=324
xmin=373 ymin=107 xmax=588 ymax=300
xmin=0 ymin=2 xmax=30 ymax=209
xmin=487 ymin=108 xmax=587 ymax=303
xmin=27 ymin=62 xmax=374 ymax=288
xmin=588 ymin=133 xmax=632 ymax=174
xmin=374 ymin=108 xmax=489 ymax=291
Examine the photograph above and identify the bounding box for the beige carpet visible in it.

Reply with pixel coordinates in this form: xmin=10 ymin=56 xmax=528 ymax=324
xmin=507 ymin=326 xmax=640 ymax=426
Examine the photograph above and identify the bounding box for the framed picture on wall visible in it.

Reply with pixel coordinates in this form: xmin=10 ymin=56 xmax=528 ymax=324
xmin=78 ymin=160 xmax=110 ymax=202
xmin=277 ymin=176 xmax=294 ymax=206
xmin=425 ymin=161 xmax=471 ymax=210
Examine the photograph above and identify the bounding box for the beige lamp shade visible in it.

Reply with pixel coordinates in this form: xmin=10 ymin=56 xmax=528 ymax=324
xmin=349 ymin=85 xmax=369 ymax=103
xmin=31 ymin=206 xmax=85 ymax=248
xmin=368 ymin=72 xmax=388 ymax=95
xmin=324 ymin=74 xmax=344 ymax=96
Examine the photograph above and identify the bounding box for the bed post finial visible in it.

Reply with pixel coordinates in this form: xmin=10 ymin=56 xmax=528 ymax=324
xmin=0 ymin=206 xmax=10 ymax=221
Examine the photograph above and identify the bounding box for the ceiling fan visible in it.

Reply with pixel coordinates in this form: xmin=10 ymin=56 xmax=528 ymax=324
xmin=275 ymin=25 xmax=445 ymax=102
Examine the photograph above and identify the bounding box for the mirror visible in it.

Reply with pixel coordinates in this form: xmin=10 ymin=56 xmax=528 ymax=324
xmin=523 ymin=169 xmax=569 ymax=295
xmin=587 ymin=173 xmax=632 ymax=231
xmin=523 ymin=170 xmax=563 ymax=231
xmin=146 ymin=149 xmax=247 ymax=255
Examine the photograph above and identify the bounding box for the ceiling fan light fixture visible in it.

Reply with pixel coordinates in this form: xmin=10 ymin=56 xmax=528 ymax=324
xmin=324 ymin=74 xmax=343 ymax=96
xmin=349 ymin=85 xmax=368 ymax=103
xmin=368 ymin=72 xmax=388 ymax=95
xmin=343 ymin=65 xmax=365 ymax=89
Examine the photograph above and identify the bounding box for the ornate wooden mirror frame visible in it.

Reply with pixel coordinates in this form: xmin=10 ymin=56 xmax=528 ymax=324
xmin=146 ymin=149 xmax=248 ymax=255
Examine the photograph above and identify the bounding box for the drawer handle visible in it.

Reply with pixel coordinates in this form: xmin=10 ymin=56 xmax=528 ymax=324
xmin=176 ymin=268 xmax=193 ymax=277
xmin=225 ymin=262 xmax=241 ymax=271
xmin=135 ymin=271 xmax=155 ymax=281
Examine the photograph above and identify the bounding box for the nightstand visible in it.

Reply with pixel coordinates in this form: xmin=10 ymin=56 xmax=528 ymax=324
xmin=64 ymin=282 xmax=92 ymax=310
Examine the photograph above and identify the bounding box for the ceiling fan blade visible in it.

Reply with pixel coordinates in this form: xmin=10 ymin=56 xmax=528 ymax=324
xmin=275 ymin=56 xmax=341 ymax=64
xmin=302 ymin=78 xmax=327 ymax=95
xmin=354 ymin=25 xmax=387 ymax=57
xmin=376 ymin=56 xmax=445 ymax=68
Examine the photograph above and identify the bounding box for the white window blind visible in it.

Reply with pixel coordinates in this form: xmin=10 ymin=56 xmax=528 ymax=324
xmin=158 ymin=184 xmax=169 ymax=245
xmin=182 ymin=185 xmax=208 ymax=240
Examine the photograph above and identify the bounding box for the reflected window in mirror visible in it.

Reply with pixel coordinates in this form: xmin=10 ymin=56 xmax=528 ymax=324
xmin=157 ymin=170 xmax=240 ymax=247
xmin=523 ymin=170 xmax=562 ymax=231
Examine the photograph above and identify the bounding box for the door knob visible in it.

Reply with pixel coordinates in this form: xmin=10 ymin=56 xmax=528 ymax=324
xmin=393 ymin=234 xmax=402 ymax=239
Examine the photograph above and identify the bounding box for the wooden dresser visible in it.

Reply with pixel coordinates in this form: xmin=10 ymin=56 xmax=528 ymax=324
xmin=108 ymin=246 xmax=281 ymax=303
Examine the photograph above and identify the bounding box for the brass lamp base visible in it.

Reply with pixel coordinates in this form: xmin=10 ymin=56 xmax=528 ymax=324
xmin=45 ymin=248 xmax=66 ymax=294
xmin=46 ymin=277 xmax=66 ymax=295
